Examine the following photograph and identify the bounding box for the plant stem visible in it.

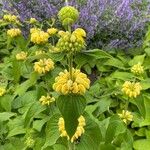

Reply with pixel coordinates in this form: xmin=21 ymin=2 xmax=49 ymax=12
xmin=65 ymin=0 xmax=69 ymax=6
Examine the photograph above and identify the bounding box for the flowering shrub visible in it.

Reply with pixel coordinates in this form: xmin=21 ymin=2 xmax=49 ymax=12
xmin=0 ymin=2 xmax=150 ymax=150
xmin=2 ymin=0 xmax=150 ymax=50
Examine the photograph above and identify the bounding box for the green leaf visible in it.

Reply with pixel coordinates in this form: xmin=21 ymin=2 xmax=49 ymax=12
xmin=0 ymin=95 xmax=13 ymax=111
xmin=110 ymin=71 xmax=135 ymax=81
xmin=76 ymin=114 xmax=102 ymax=150
xmin=24 ymin=102 xmax=45 ymax=127
xmin=12 ymin=90 xmax=37 ymax=109
xmin=0 ymin=112 xmax=16 ymax=121
xmin=57 ymin=95 xmax=86 ymax=137
xmin=7 ymin=116 xmax=25 ymax=137
xmin=84 ymin=49 xmax=113 ymax=59
xmin=12 ymin=59 xmax=21 ymax=83
xmin=14 ymin=72 xmax=38 ymax=96
xmin=33 ymin=117 xmax=49 ymax=132
xmin=42 ymin=113 xmax=61 ymax=149
xmin=128 ymin=54 xmax=146 ymax=66
xmin=105 ymin=115 xmax=126 ymax=144
xmin=104 ymin=58 xmax=126 ymax=69
xmin=133 ymin=139 xmax=150 ymax=150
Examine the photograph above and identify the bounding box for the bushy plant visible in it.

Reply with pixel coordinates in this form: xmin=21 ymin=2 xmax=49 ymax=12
xmin=1 ymin=2 xmax=150 ymax=150
xmin=2 ymin=0 xmax=150 ymax=51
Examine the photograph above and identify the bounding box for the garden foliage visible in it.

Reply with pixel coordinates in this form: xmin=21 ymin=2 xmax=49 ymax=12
xmin=0 ymin=1 xmax=150 ymax=150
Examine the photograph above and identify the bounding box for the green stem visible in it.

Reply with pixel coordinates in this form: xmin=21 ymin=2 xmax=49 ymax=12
xmin=125 ymin=98 xmax=129 ymax=110
xmin=68 ymin=53 xmax=73 ymax=80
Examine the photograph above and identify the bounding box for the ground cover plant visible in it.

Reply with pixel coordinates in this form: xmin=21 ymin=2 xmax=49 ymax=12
xmin=0 ymin=1 xmax=150 ymax=150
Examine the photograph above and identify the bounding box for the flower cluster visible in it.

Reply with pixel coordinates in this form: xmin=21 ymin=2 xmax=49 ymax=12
xmin=30 ymin=29 xmax=49 ymax=44
xmin=29 ymin=18 xmax=37 ymax=24
xmin=0 ymin=87 xmax=6 ymax=96
xmin=47 ymin=28 xmax=58 ymax=36
xmin=131 ymin=63 xmax=144 ymax=75
xmin=16 ymin=51 xmax=27 ymax=60
xmin=118 ymin=110 xmax=133 ymax=124
xmin=39 ymin=95 xmax=55 ymax=105
xmin=7 ymin=28 xmax=21 ymax=37
xmin=53 ymin=69 xmax=90 ymax=95
xmin=122 ymin=81 xmax=142 ymax=98
xmin=58 ymin=6 xmax=79 ymax=26
xmin=34 ymin=58 xmax=54 ymax=74
xmin=3 ymin=14 xmax=18 ymax=22
xmin=25 ymin=137 xmax=35 ymax=148
xmin=58 ymin=115 xmax=86 ymax=143
xmin=35 ymin=50 xmax=45 ymax=55
xmin=56 ymin=28 xmax=86 ymax=52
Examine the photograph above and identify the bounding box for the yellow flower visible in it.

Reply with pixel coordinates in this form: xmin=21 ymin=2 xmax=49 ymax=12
xmin=29 ymin=18 xmax=37 ymax=24
xmin=30 ymin=28 xmax=40 ymax=34
xmin=56 ymin=29 xmax=86 ymax=52
xmin=122 ymin=81 xmax=142 ymax=98
xmin=58 ymin=117 xmax=70 ymax=140
xmin=16 ymin=51 xmax=27 ymax=60
xmin=118 ymin=110 xmax=133 ymax=124
xmin=58 ymin=115 xmax=86 ymax=142
xmin=34 ymin=58 xmax=54 ymax=74
xmin=7 ymin=28 xmax=21 ymax=37
xmin=53 ymin=69 xmax=90 ymax=95
xmin=39 ymin=95 xmax=55 ymax=105
xmin=3 ymin=14 xmax=18 ymax=22
xmin=71 ymin=115 xmax=86 ymax=143
xmin=0 ymin=87 xmax=6 ymax=96
xmin=73 ymin=28 xmax=86 ymax=38
xmin=47 ymin=28 xmax=58 ymax=35
xmin=31 ymin=30 xmax=49 ymax=44
xmin=131 ymin=63 xmax=144 ymax=75
xmin=35 ymin=50 xmax=45 ymax=55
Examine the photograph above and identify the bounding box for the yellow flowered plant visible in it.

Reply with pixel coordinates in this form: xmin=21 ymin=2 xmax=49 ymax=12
xmin=29 ymin=18 xmax=37 ymax=24
xmin=131 ymin=63 xmax=144 ymax=75
xmin=30 ymin=28 xmax=40 ymax=34
xmin=35 ymin=50 xmax=45 ymax=55
xmin=16 ymin=51 xmax=27 ymax=60
xmin=58 ymin=115 xmax=86 ymax=143
xmin=53 ymin=68 xmax=90 ymax=95
xmin=122 ymin=81 xmax=142 ymax=98
xmin=7 ymin=28 xmax=21 ymax=37
xmin=39 ymin=94 xmax=55 ymax=105
xmin=47 ymin=28 xmax=58 ymax=36
xmin=0 ymin=87 xmax=6 ymax=96
xmin=118 ymin=110 xmax=133 ymax=124
xmin=31 ymin=29 xmax=49 ymax=44
xmin=34 ymin=58 xmax=54 ymax=74
xmin=3 ymin=14 xmax=18 ymax=22
xmin=56 ymin=28 xmax=86 ymax=52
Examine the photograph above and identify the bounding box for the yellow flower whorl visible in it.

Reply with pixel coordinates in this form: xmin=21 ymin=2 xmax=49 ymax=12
xmin=16 ymin=51 xmax=27 ymax=60
xmin=53 ymin=69 xmax=90 ymax=95
xmin=30 ymin=29 xmax=49 ymax=44
xmin=122 ymin=81 xmax=142 ymax=98
xmin=34 ymin=58 xmax=54 ymax=74
xmin=7 ymin=28 xmax=21 ymax=37
xmin=0 ymin=87 xmax=6 ymax=96
xmin=58 ymin=6 xmax=79 ymax=26
xmin=56 ymin=28 xmax=86 ymax=52
xmin=118 ymin=110 xmax=133 ymax=124
xmin=29 ymin=18 xmax=37 ymax=24
xmin=39 ymin=95 xmax=55 ymax=105
xmin=3 ymin=14 xmax=18 ymax=22
xmin=47 ymin=28 xmax=58 ymax=36
xmin=131 ymin=63 xmax=144 ymax=75
xmin=58 ymin=115 xmax=86 ymax=142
